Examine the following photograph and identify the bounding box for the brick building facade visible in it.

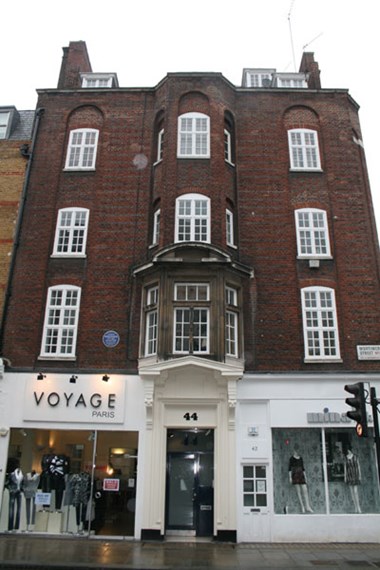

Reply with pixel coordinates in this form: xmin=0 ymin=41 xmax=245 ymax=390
xmin=0 ymin=41 xmax=379 ymax=542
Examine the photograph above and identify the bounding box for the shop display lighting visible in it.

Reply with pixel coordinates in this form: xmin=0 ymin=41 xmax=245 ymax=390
xmin=69 ymin=375 xmax=78 ymax=384
xmin=102 ymin=374 xmax=110 ymax=382
xmin=37 ymin=372 xmax=46 ymax=380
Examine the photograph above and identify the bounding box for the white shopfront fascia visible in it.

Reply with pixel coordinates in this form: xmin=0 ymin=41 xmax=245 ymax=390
xmin=236 ymin=373 xmax=380 ymax=544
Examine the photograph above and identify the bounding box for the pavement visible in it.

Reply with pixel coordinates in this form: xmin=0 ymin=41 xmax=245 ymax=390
xmin=1 ymin=535 xmax=380 ymax=570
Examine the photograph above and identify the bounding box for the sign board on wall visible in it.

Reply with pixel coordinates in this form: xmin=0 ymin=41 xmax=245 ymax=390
xmin=23 ymin=376 xmax=126 ymax=424
xmin=103 ymin=478 xmax=120 ymax=492
xmin=357 ymin=346 xmax=380 ymax=360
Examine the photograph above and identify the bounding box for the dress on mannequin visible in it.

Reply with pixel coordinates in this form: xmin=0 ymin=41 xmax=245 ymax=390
xmin=288 ymin=451 xmax=313 ymax=514
xmin=345 ymin=449 xmax=362 ymax=513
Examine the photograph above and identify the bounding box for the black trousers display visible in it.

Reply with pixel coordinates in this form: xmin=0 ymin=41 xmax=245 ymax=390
xmin=8 ymin=491 xmax=21 ymax=530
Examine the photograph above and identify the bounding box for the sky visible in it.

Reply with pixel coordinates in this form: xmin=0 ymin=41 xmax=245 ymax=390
xmin=1 ymin=0 xmax=379 ymax=239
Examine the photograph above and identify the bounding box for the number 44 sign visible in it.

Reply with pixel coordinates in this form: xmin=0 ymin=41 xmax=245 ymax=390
xmin=184 ymin=412 xmax=198 ymax=421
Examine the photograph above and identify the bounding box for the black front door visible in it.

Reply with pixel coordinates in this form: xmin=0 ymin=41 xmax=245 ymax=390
xmin=166 ymin=430 xmax=214 ymax=537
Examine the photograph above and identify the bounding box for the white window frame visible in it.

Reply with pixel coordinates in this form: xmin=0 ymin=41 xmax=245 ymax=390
xmin=52 ymin=208 xmax=89 ymax=257
xmin=226 ymin=209 xmax=235 ymax=247
xmin=0 ymin=112 xmax=10 ymax=139
xmin=145 ymin=286 xmax=159 ymax=356
xmin=152 ymin=209 xmax=160 ymax=246
xmin=301 ymin=286 xmax=340 ymax=361
xmin=288 ymin=129 xmax=321 ymax=171
xmin=40 ymin=285 xmax=81 ymax=358
xmin=295 ymin=208 xmax=331 ymax=258
xmin=224 ymin=129 xmax=234 ymax=165
xmin=81 ymin=73 xmax=116 ymax=88
xmin=226 ymin=286 xmax=238 ymax=357
xmin=155 ymin=128 xmax=164 ymax=163
xmin=64 ymin=128 xmax=99 ymax=171
xmin=177 ymin=112 xmax=210 ymax=158
xmin=245 ymin=71 xmax=274 ymax=88
xmin=175 ymin=193 xmax=210 ymax=243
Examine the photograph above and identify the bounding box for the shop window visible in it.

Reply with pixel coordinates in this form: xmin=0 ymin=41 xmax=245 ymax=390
xmin=1 ymin=428 xmax=138 ymax=536
xmin=272 ymin=428 xmax=380 ymax=515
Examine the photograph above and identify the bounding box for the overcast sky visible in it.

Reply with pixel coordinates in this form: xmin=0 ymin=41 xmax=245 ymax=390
xmin=1 ymin=0 xmax=379 ymax=239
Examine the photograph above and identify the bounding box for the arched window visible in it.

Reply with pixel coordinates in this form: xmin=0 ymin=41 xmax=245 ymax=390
xmin=177 ymin=112 xmax=210 ymax=158
xmin=301 ymin=286 xmax=340 ymax=360
xmin=175 ymin=193 xmax=210 ymax=243
xmin=40 ymin=285 xmax=81 ymax=358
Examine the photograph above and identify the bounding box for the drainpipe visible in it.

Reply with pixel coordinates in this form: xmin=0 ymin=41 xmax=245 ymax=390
xmin=0 ymin=107 xmax=45 ymax=356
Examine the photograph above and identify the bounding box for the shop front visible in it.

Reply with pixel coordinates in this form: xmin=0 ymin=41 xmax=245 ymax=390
xmin=236 ymin=374 xmax=380 ymax=543
xmin=0 ymin=373 xmax=144 ymax=539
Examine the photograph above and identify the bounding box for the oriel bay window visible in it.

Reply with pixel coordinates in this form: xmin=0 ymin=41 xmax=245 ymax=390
xmin=173 ymin=283 xmax=209 ymax=354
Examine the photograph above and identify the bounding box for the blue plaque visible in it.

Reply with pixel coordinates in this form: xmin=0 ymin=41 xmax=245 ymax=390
xmin=102 ymin=330 xmax=120 ymax=348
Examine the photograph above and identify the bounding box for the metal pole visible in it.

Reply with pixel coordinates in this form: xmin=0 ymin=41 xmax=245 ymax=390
xmin=370 ymin=387 xmax=380 ymax=488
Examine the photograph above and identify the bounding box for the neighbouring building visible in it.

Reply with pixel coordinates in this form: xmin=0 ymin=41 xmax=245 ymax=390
xmin=0 ymin=107 xmax=34 ymax=324
xmin=0 ymin=41 xmax=379 ymax=543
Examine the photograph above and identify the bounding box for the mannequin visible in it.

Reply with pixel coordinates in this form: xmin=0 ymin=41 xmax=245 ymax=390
xmin=6 ymin=466 xmax=24 ymax=530
xmin=344 ymin=449 xmax=361 ymax=513
xmin=288 ymin=450 xmax=313 ymax=513
xmin=23 ymin=471 xmax=40 ymax=529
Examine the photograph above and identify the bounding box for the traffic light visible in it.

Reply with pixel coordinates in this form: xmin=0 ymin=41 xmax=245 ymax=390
xmin=344 ymin=382 xmax=368 ymax=437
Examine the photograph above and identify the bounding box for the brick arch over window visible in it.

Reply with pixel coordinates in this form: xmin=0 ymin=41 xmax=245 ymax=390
xmin=178 ymin=91 xmax=210 ymax=115
xmin=283 ymin=105 xmax=319 ymax=129
xmin=67 ymin=105 xmax=104 ymax=130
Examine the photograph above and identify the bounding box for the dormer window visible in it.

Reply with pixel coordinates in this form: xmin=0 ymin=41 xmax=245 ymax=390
xmin=81 ymin=73 xmax=118 ymax=88
xmin=0 ymin=112 xmax=10 ymax=139
xmin=242 ymin=69 xmax=275 ymax=88
xmin=275 ymin=73 xmax=307 ymax=88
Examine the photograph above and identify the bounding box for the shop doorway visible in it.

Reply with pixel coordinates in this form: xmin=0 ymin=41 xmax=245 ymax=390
xmin=166 ymin=429 xmax=214 ymax=537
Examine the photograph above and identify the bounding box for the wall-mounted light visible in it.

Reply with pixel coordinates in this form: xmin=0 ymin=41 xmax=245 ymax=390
xmin=37 ymin=372 xmax=46 ymax=381
xmin=69 ymin=375 xmax=78 ymax=384
xmin=102 ymin=374 xmax=110 ymax=382
xmin=19 ymin=429 xmax=27 ymax=437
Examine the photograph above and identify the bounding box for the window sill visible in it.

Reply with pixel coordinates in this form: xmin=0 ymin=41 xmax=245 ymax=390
xmin=38 ymin=355 xmax=77 ymax=361
xmin=50 ymin=254 xmax=87 ymax=259
xmin=63 ymin=167 xmax=96 ymax=172
xmin=304 ymin=358 xmax=342 ymax=364
xmin=297 ymin=255 xmax=333 ymax=260
xmin=289 ymin=168 xmax=323 ymax=173
xmin=177 ymin=155 xmax=210 ymax=160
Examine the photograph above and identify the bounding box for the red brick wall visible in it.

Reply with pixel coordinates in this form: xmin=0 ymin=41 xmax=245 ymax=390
xmin=3 ymin=71 xmax=379 ymax=373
